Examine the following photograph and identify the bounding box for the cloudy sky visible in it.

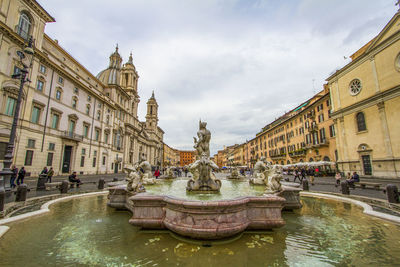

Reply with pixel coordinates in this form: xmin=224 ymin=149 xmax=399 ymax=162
xmin=37 ymin=0 xmax=396 ymax=155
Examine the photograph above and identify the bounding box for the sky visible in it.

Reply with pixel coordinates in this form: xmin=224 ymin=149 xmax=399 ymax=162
xmin=37 ymin=0 xmax=397 ymax=155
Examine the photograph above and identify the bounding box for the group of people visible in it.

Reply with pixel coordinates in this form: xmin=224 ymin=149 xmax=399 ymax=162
xmin=291 ymin=167 xmax=316 ymax=185
xmin=335 ymin=171 xmax=360 ymax=188
xmin=10 ymin=165 xmax=83 ymax=188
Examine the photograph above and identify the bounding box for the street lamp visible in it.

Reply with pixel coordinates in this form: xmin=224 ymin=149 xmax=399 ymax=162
xmin=0 ymin=37 xmax=34 ymax=212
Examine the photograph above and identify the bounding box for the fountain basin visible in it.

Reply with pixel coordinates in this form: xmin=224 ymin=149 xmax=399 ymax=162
xmin=108 ymin=186 xmax=286 ymax=239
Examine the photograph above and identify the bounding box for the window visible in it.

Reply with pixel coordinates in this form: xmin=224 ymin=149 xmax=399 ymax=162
xmin=27 ymin=139 xmax=35 ymax=148
xmin=95 ymin=129 xmax=100 ymax=141
xmin=72 ymin=97 xmax=78 ymax=109
xmin=349 ymin=79 xmax=362 ymax=96
xmin=87 ymin=95 xmax=91 ymax=102
xmin=102 ymin=156 xmax=106 ymax=165
xmin=68 ymin=120 xmax=76 ymax=134
xmin=17 ymin=13 xmax=31 ymax=40
xmin=39 ymin=65 xmax=46 ymax=74
xmin=55 ymin=90 xmax=62 ymax=100
xmin=329 ymin=125 xmax=336 ymax=137
xmin=83 ymin=124 xmax=89 ymax=138
xmin=74 ymin=87 xmax=79 ymax=94
xmin=104 ymin=132 xmax=109 ymax=144
xmin=97 ymin=111 xmax=101 ymax=120
xmin=31 ymin=106 xmax=41 ymax=124
xmin=13 ymin=66 xmax=21 ymax=75
xmin=106 ymin=115 xmax=110 ymax=124
xmin=36 ymin=80 xmax=44 ymax=91
xmin=92 ymin=157 xmax=96 ymax=167
xmin=58 ymin=76 xmax=64 ymax=84
xmin=5 ymin=97 xmax=16 ymax=116
xmin=318 ymin=114 xmax=324 ymax=123
xmin=47 ymin=152 xmax=53 ymax=166
xmin=48 ymin=143 xmax=55 ymax=151
xmin=51 ymin=113 xmax=59 ymax=129
xmin=82 ymin=148 xmax=86 ymax=155
xmin=356 ymin=112 xmax=367 ymax=132
xmin=319 ymin=128 xmax=326 ymax=143
xmin=80 ymin=156 xmax=85 ymax=167
xmin=86 ymin=104 xmax=90 ymax=115
xmin=25 ymin=150 xmax=34 ymax=165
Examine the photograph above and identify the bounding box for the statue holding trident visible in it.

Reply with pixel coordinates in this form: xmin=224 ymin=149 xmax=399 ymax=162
xmin=193 ymin=120 xmax=211 ymax=158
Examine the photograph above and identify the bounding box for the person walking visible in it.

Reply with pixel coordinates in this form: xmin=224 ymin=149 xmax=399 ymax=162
xmin=47 ymin=167 xmax=54 ymax=183
xmin=309 ymin=167 xmax=315 ymax=185
xmin=154 ymin=168 xmax=160 ymax=179
xmin=10 ymin=165 xmax=18 ymax=188
xmin=293 ymin=168 xmax=300 ymax=183
xmin=335 ymin=171 xmax=342 ymax=187
xmin=17 ymin=166 xmax=26 ymax=185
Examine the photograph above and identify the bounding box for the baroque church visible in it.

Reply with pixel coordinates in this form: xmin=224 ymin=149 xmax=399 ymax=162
xmin=0 ymin=0 xmax=164 ymax=177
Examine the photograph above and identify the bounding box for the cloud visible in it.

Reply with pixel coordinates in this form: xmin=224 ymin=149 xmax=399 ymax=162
xmin=38 ymin=0 xmax=396 ymax=155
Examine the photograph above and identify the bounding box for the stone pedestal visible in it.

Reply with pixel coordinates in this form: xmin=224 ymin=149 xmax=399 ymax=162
xmin=36 ymin=174 xmax=47 ymax=190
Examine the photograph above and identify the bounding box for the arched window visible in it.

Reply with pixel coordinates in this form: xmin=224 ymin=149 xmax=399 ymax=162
xmin=17 ymin=13 xmax=31 ymax=40
xmin=86 ymin=104 xmax=91 ymax=115
xmin=72 ymin=97 xmax=78 ymax=109
xmin=356 ymin=112 xmax=366 ymax=132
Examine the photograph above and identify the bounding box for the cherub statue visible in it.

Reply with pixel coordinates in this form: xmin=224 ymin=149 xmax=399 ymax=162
xmin=124 ymin=166 xmax=145 ymax=193
xmin=264 ymin=165 xmax=283 ymax=194
xmin=137 ymin=155 xmax=156 ymax=185
xmin=250 ymin=157 xmax=271 ymax=185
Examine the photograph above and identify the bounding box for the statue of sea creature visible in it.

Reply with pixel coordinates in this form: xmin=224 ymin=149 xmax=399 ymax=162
xmin=264 ymin=165 xmax=283 ymax=194
xmin=124 ymin=166 xmax=146 ymax=194
xmin=249 ymin=157 xmax=271 ymax=185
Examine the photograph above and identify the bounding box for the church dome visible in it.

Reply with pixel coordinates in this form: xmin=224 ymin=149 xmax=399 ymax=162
xmin=96 ymin=45 xmax=122 ymax=85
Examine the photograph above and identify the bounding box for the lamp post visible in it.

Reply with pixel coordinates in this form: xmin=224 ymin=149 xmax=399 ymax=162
xmin=0 ymin=37 xmax=34 ymax=212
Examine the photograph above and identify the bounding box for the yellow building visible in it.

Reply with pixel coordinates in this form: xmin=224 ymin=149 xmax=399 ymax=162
xmin=327 ymin=11 xmax=400 ymax=178
xmin=163 ymin=143 xmax=179 ymax=167
xmin=179 ymin=150 xmax=196 ymax=167
xmin=235 ymin=86 xmax=336 ymax=168
xmin=0 ymin=0 xmax=164 ymax=176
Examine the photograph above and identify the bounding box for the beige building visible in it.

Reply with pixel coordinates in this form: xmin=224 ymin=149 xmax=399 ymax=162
xmin=163 ymin=143 xmax=179 ymax=167
xmin=227 ymin=86 xmax=336 ymax=168
xmin=0 ymin=0 xmax=164 ymax=177
xmin=327 ymin=11 xmax=400 ymax=178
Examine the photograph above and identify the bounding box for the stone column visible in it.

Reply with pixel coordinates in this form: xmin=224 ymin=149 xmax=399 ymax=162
xmin=377 ymin=102 xmax=393 ymax=158
xmin=370 ymin=57 xmax=380 ymax=93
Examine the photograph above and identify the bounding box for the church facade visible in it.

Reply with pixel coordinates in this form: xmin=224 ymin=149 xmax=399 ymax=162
xmin=0 ymin=0 xmax=164 ymax=177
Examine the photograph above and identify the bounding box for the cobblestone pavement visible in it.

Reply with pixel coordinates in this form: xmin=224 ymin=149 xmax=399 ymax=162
xmin=4 ymin=171 xmax=399 ymax=204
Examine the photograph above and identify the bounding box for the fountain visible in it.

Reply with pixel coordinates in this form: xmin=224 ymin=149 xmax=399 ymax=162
xmin=227 ymin=167 xmax=245 ymax=179
xmin=160 ymin=166 xmax=177 ymax=179
xmin=108 ymin=121 xmax=301 ymax=239
xmin=186 ymin=120 xmax=221 ymax=192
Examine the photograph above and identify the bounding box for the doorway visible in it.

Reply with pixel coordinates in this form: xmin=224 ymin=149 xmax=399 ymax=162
xmin=362 ymin=155 xmax=372 ymax=175
xmin=114 ymin=163 xmax=119 ymax=173
xmin=62 ymin=145 xmax=73 ymax=173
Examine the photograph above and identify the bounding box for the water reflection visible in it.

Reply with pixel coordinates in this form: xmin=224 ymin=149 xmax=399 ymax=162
xmin=1 ymin=195 xmax=400 ymax=266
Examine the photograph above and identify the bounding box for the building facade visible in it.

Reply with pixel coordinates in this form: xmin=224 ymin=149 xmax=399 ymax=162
xmin=0 ymin=0 xmax=164 ymax=177
xmin=179 ymin=150 xmax=196 ymax=167
xmin=163 ymin=143 xmax=179 ymax=167
xmin=327 ymin=11 xmax=400 ymax=178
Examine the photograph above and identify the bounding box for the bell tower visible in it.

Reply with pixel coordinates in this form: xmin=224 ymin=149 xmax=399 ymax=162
xmin=145 ymin=91 xmax=158 ymax=131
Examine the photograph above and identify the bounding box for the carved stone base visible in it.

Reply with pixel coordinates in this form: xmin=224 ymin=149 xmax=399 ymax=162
xmin=142 ymin=178 xmax=156 ymax=185
xmin=249 ymin=178 xmax=265 ymax=185
xmin=186 ymin=178 xmax=221 ymax=192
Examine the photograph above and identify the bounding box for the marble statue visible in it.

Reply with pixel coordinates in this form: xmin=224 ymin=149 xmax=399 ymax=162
xmin=227 ymin=167 xmax=245 ymax=179
xmin=187 ymin=121 xmax=221 ymax=192
xmin=193 ymin=120 xmax=211 ymax=158
xmin=249 ymin=157 xmax=271 ymax=185
xmin=138 ymin=156 xmax=156 ymax=185
xmin=124 ymin=166 xmax=146 ymax=194
xmin=264 ymin=165 xmax=283 ymax=194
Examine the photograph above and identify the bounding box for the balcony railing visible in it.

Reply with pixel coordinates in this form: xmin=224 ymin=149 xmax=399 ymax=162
xmin=307 ymin=125 xmax=318 ymax=133
xmin=270 ymin=153 xmax=286 ymax=159
xmin=288 ymin=149 xmax=306 ymax=158
xmin=61 ymin=131 xmax=83 ymax=141
xmin=306 ymin=139 xmax=329 ymax=149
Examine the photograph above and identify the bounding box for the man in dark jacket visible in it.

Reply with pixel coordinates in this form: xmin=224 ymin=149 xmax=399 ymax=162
xmin=10 ymin=165 xmax=18 ymax=188
xmin=68 ymin=171 xmax=82 ymax=187
xmin=17 ymin=167 xmax=26 ymax=185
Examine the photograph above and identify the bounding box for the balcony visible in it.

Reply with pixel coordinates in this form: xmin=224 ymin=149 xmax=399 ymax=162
xmin=307 ymin=124 xmax=318 ymax=133
xmin=306 ymin=139 xmax=329 ymax=149
xmin=270 ymin=153 xmax=286 ymax=159
xmin=289 ymin=149 xmax=307 ymax=158
xmin=61 ymin=131 xmax=83 ymax=142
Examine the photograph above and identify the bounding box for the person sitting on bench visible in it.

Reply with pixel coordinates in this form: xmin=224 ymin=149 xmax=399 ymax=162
xmin=347 ymin=172 xmax=360 ymax=188
xmin=68 ymin=171 xmax=82 ymax=187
